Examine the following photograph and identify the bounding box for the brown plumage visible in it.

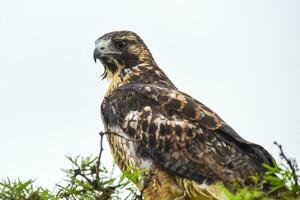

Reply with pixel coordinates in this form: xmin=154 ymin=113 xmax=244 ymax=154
xmin=94 ymin=31 xmax=274 ymax=200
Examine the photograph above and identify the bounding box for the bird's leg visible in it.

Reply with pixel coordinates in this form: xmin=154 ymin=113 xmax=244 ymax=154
xmin=140 ymin=168 xmax=161 ymax=200
xmin=140 ymin=168 xmax=156 ymax=194
xmin=141 ymin=166 xmax=187 ymax=200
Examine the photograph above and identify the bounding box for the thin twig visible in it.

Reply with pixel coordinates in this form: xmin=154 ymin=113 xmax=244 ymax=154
xmin=274 ymin=141 xmax=299 ymax=188
xmin=77 ymin=170 xmax=93 ymax=185
xmin=96 ymin=131 xmax=141 ymax=179
xmin=96 ymin=131 xmax=105 ymax=180
xmin=105 ymin=131 xmax=142 ymax=142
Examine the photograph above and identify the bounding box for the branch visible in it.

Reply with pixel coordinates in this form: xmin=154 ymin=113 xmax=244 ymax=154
xmin=274 ymin=141 xmax=299 ymax=188
xmin=96 ymin=131 xmax=105 ymax=181
xmin=96 ymin=131 xmax=141 ymax=180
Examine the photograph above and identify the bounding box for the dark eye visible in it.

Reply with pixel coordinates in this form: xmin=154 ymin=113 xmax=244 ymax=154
xmin=115 ymin=40 xmax=127 ymax=48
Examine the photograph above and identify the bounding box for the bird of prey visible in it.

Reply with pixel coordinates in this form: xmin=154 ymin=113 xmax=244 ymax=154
xmin=93 ymin=31 xmax=274 ymax=200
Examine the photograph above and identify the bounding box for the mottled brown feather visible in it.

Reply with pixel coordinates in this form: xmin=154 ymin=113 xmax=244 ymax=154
xmin=97 ymin=31 xmax=274 ymax=200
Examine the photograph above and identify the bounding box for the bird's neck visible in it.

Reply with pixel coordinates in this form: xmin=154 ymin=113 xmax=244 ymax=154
xmin=105 ymin=63 xmax=176 ymax=96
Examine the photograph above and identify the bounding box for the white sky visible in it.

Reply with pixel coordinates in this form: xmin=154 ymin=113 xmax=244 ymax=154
xmin=0 ymin=0 xmax=299 ymax=190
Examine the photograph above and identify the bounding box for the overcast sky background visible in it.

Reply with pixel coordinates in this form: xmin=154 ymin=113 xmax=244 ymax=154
xmin=0 ymin=0 xmax=299 ymax=190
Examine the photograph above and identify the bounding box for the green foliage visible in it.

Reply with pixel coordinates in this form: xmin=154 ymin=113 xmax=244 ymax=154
xmin=221 ymin=142 xmax=300 ymax=200
xmin=222 ymin=186 xmax=272 ymax=200
xmin=0 ymin=155 xmax=141 ymax=200
xmin=0 ymin=141 xmax=299 ymax=200
xmin=0 ymin=178 xmax=55 ymax=200
xmin=54 ymin=155 xmax=142 ymax=200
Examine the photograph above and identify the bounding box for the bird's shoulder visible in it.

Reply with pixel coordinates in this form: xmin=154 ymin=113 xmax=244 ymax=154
xmin=103 ymin=82 xmax=225 ymax=131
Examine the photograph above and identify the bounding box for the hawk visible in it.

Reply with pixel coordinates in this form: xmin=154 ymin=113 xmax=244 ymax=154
xmin=93 ymin=31 xmax=274 ymax=200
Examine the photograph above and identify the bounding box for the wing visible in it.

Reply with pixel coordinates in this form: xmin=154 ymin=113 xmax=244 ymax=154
xmin=101 ymin=83 xmax=274 ymax=187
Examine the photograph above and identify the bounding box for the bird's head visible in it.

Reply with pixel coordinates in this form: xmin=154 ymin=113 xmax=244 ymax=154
xmin=94 ymin=31 xmax=154 ymax=79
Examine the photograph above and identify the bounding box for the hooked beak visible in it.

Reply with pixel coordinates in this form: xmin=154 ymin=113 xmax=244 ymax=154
xmin=93 ymin=47 xmax=102 ymax=63
xmin=94 ymin=38 xmax=123 ymax=63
